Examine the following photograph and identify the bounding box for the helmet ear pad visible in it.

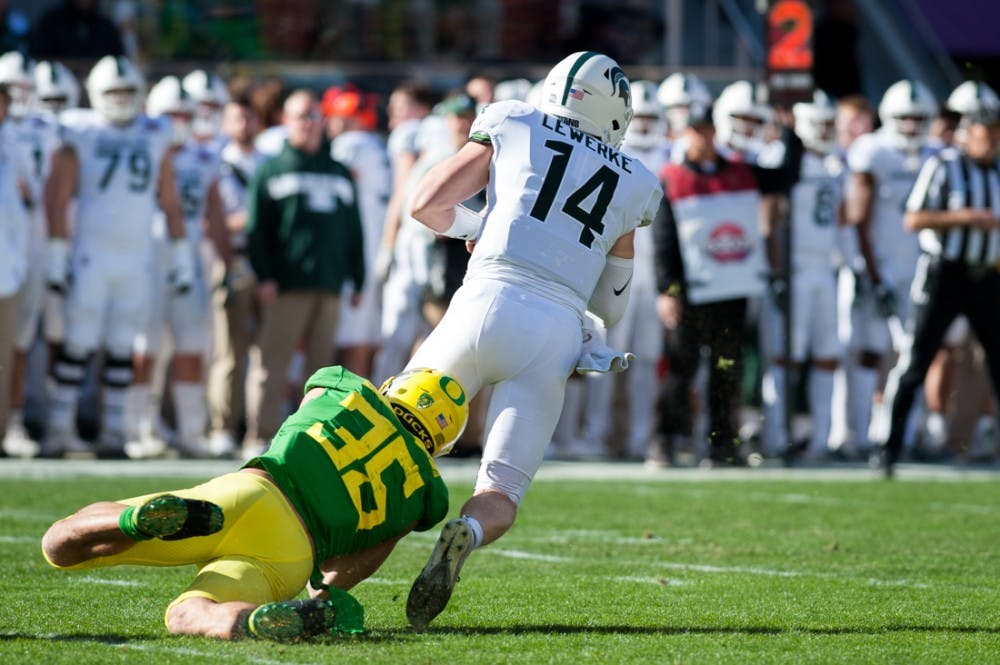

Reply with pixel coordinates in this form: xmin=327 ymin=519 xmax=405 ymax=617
xmin=380 ymin=368 xmax=469 ymax=457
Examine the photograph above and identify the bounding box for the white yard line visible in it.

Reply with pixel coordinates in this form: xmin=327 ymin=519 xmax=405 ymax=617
xmin=73 ymin=575 xmax=144 ymax=587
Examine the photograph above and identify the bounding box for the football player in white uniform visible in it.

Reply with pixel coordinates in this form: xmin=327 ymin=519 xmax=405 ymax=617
xmin=402 ymin=52 xmax=664 ymax=630
xmin=657 ymin=71 xmax=713 ymax=161
xmin=130 ymin=74 xmax=227 ymax=458
xmin=0 ymin=52 xmax=62 ymax=455
xmin=371 ymin=81 xmax=437 ymax=384
xmin=325 ymin=88 xmax=391 ymax=379
xmin=42 ymin=55 xmax=190 ymax=458
xmin=579 ymin=79 xmax=669 ymax=462
xmin=845 ymin=79 xmax=937 ymax=451
xmin=34 ymin=60 xmax=80 ymax=115
xmin=759 ymin=90 xmax=845 ymax=461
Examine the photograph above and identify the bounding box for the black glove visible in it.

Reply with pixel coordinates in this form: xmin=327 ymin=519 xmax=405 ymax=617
xmin=873 ymin=282 xmax=898 ymax=319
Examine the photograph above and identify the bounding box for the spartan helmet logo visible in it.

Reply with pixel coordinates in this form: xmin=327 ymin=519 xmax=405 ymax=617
xmin=606 ymin=66 xmax=630 ymax=107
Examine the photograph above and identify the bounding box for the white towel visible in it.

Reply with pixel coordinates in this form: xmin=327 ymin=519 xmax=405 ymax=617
xmin=575 ymin=323 xmax=634 ymax=374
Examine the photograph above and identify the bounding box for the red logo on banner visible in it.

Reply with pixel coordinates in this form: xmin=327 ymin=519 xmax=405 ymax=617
xmin=705 ymin=223 xmax=753 ymax=262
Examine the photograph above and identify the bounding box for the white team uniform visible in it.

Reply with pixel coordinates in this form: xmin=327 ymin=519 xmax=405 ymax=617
xmin=760 ymin=151 xmax=845 ymax=456
xmin=760 ymin=151 xmax=845 ymax=361
xmin=846 ymin=130 xmax=935 ymax=354
xmin=59 ymin=109 xmax=174 ymax=357
xmin=583 ymin=138 xmax=669 ymax=457
xmin=142 ymin=138 xmax=222 ymax=355
xmin=405 ymin=101 xmax=662 ymax=502
xmin=332 ymin=129 xmax=391 ymax=348
xmin=10 ymin=112 xmax=60 ymax=350
xmin=374 ymin=117 xmax=435 ymax=384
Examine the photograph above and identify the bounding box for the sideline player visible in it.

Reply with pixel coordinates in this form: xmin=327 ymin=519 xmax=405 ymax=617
xmin=0 ymin=52 xmax=60 ymax=455
xmin=401 ymin=51 xmax=664 ymax=630
xmin=42 ymin=366 xmax=468 ymax=641
xmin=759 ymin=90 xmax=845 ymax=462
xmin=42 ymin=55 xmax=190 ymax=458
xmin=846 ymin=79 xmax=937 ymax=452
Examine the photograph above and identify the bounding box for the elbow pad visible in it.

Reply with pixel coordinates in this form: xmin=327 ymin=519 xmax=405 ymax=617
xmin=588 ymin=255 xmax=633 ymax=328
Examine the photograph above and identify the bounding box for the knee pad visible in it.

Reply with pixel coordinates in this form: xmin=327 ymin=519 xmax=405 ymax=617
xmin=102 ymin=354 xmax=135 ymax=389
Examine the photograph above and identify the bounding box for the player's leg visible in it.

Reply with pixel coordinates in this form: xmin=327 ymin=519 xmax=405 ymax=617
xmin=245 ymin=293 xmax=309 ymax=450
xmin=704 ymin=298 xmax=748 ymax=463
xmin=5 ymin=256 xmax=44 ymax=453
xmin=44 ymin=251 xmax=106 ymax=456
xmin=759 ymin=285 xmax=789 ymax=457
xmin=803 ymin=271 xmax=842 ymax=461
xmin=880 ymin=261 xmax=958 ymax=474
xmin=407 ymin=284 xmax=579 ymax=629
xmin=42 ymin=493 xmax=224 ymax=567
xmin=168 ymin=271 xmax=211 ymax=457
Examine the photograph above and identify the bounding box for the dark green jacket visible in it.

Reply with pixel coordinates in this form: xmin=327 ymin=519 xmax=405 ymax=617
xmin=247 ymin=139 xmax=364 ymax=293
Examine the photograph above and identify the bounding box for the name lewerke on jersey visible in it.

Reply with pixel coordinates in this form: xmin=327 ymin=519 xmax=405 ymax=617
xmin=539 ymin=114 xmax=637 ymax=173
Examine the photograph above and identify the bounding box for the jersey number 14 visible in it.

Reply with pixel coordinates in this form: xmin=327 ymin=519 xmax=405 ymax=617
xmin=530 ymin=139 xmax=620 ymax=248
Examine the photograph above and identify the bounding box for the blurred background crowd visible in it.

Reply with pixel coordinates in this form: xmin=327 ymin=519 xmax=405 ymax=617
xmin=0 ymin=0 xmax=998 ymax=468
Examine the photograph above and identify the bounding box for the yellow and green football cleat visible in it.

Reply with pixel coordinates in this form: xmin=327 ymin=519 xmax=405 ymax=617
xmin=132 ymin=494 xmax=224 ymax=540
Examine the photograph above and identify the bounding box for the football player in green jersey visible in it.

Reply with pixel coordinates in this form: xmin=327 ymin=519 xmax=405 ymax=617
xmin=41 ymin=366 xmax=468 ymax=642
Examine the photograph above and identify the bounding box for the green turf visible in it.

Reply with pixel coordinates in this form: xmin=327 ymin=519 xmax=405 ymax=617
xmin=1 ymin=471 xmax=998 ymax=664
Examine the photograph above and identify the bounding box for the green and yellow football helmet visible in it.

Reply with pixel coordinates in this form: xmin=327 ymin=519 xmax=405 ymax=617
xmin=380 ymin=368 xmax=468 ymax=457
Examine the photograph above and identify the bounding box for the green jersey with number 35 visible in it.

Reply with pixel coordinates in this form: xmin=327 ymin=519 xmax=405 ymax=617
xmin=243 ymin=366 xmax=449 ymax=562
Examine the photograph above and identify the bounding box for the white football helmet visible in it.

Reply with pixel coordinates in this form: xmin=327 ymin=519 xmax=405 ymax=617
xmin=657 ymin=72 xmax=713 ymax=134
xmin=946 ymin=81 xmax=1000 ymax=125
xmin=713 ymin=80 xmax=773 ymax=155
xmin=86 ymin=55 xmax=146 ymax=125
xmin=34 ymin=61 xmax=80 ymax=114
xmin=0 ymin=51 xmax=36 ymax=118
xmin=493 ymin=78 xmax=533 ymax=103
xmin=877 ymin=79 xmax=937 ymax=152
xmin=793 ymin=89 xmax=838 ymax=154
xmin=538 ymin=51 xmax=633 ymax=148
xmin=147 ymin=76 xmax=195 ymax=145
xmin=182 ymin=69 xmax=229 ymax=137
xmin=623 ymin=80 xmax=666 ymax=149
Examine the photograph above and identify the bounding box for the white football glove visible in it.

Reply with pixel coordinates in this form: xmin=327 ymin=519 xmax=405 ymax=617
xmin=373 ymin=242 xmax=394 ymax=283
xmin=575 ymin=316 xmax=635 ymax=374
xmin=46 ymin=238 xmax=71 ymax=294
xmin=168 ymin=239 xmax=195 ymax=295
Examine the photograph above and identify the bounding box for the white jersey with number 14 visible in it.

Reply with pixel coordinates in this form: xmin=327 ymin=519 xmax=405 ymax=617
xmin=467 ymin=100 xmax=662 ymax=318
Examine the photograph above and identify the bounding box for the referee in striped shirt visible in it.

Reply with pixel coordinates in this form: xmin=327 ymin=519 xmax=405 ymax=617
xmin=875 ymin=81 xmax=1000 ymax=477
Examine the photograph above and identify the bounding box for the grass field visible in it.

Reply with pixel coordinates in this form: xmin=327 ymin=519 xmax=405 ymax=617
xmin=1 ymin=459 xmax=999 ymax=664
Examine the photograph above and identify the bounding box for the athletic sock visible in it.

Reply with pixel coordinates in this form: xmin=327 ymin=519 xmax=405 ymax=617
xmin=761 ymin=364 xmax=788 ymax=455
xmin=848 ymin=365 xmax=879 ymax=446
xmin=118 ymin=506 xmax=152 ymax=542
xmin=808 ymin=369 xmax=835 ymax=456
xmin=172 ymin=381 xmax=208 ymax=448
xmin=460 ymin=514 xmax=484 ymax=550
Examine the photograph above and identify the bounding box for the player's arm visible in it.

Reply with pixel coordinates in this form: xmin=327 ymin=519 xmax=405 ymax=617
xmin=203 ymin=179 xmax=232 ymax=269
xmin=309 ymin=527 xmax=414 ymax=594
xmin=157 ymin=152 xmax=195 ymax=293
xmin=409 ymin=141 xmax=492 ymax=237
xmin=588 ymin=230 xmax=635 ymax=329
xmin=847 ymin=171 xmax=882 ymax=284
xmin=45 ymin=146 xmax=77 ymax=240
xmin=373 ymin=149 xmax=419 ymax=281
xmin=44 ymin=146 xmax=78 ymax=293
xmin=157 ymin=151 xmax=185 ymax=241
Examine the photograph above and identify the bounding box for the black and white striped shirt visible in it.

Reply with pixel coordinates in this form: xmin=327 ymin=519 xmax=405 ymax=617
xmin=906 ymin=146 xmax=1000 ymax=267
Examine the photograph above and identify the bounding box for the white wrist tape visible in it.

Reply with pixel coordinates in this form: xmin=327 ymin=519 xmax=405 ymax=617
xmin=47 ymin=238 xmax=70 ymax=286
xmin=442 ymin=204 xmax=483 ymax=241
